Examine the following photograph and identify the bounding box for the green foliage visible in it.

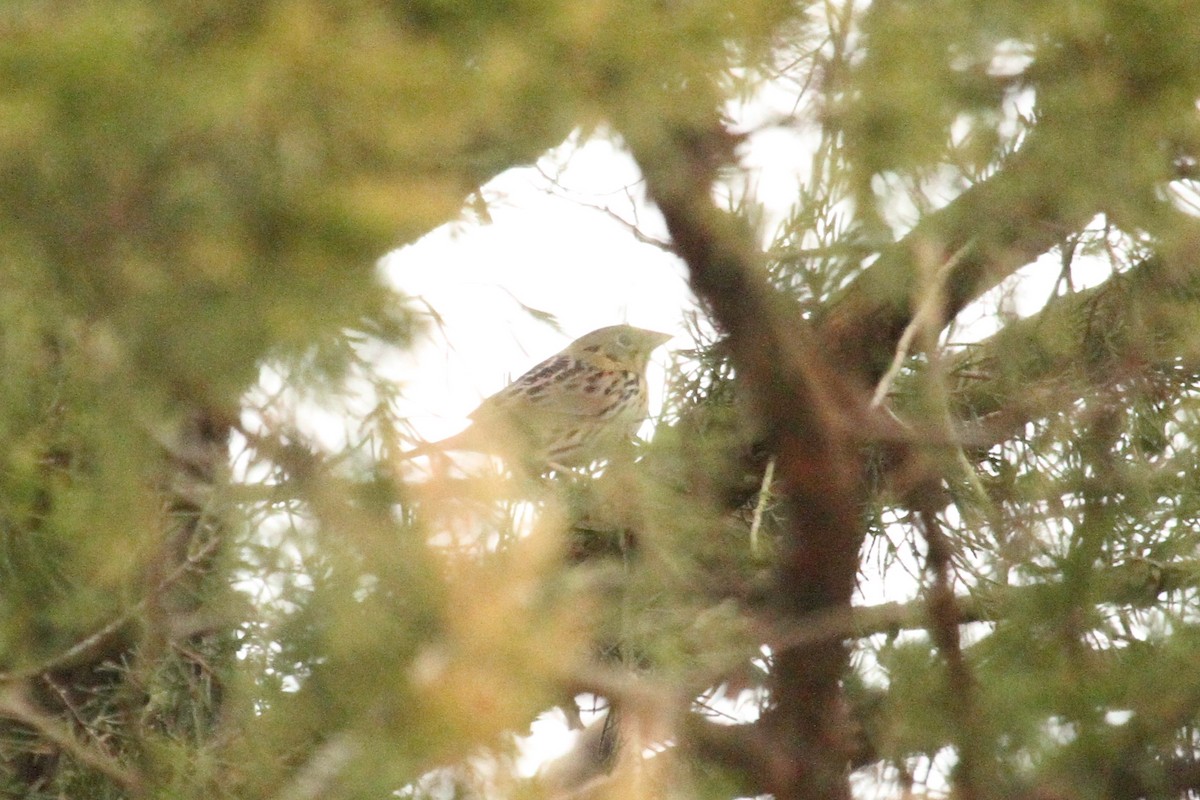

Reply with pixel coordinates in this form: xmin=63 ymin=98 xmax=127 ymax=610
xmin=5 ymin=0 xmax=1200 ymax=799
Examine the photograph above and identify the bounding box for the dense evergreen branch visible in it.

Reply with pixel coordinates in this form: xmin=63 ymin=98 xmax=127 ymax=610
xmin=0 ymin=683 xmax=141 ymax=793
xmin=949 ymin=250 xmax=1200 ymax=443
xmin=827 ymin=557 xmax=1191 ymax=641
xmin=819 ymin=129 xmax=1106 ymax=385
xmin=672 ymin=555 xmax=1199 ymax=798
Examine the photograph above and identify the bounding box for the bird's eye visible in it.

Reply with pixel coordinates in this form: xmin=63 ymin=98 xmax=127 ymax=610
xmin=617 ymin=332 xmax=633 ymax=348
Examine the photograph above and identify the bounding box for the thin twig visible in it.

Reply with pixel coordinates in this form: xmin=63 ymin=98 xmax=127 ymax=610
xmin=749 ymin=456 xmax=776 ymax=556
xmin=870 ymin=238 xmax=977 ymax=408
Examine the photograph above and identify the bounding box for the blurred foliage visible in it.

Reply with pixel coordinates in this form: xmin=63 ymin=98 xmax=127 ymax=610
xmin=4 ymin=0 xmax=1200 ymax=799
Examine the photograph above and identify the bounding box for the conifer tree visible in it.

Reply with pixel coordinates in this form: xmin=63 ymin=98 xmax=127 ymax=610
xmin=3 ymin=2 xmax=1200 ymax=799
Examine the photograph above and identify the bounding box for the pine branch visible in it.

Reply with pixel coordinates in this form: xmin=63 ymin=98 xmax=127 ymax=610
xmin=949 ymin=250 xmax=1200 ymax=446
xmin=0 ymin=528 xmax=224 ymax=685
xmin=821 ymin=557 xmax=1191 ymax=641
xmin=0 ymin=683 xmax=141 ymax=793
xmin=818 ymin=127 xmax=1107 ymax=385
xmin=695 ymin=555 xmax=1198 ymax=797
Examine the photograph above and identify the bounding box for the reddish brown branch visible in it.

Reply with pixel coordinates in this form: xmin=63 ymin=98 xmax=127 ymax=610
xmin=920 ymin=507 xmax=994 ymax=800
xmin=624 ymin=118 xmax=869 ymax=800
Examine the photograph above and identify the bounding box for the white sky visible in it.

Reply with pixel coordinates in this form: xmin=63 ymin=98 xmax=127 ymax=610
xmin=382 ymin=135 xmax=689 ymax=443
xmin=381 ymin=92 xmax=816 ymax=444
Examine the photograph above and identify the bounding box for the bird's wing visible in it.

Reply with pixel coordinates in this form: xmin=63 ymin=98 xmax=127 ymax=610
xmin=472 ymin=354 xmax=634 ymax=422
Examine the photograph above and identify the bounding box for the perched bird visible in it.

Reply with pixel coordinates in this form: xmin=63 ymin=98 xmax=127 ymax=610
xmin=405 ymin=325 xmax=672 ymax=469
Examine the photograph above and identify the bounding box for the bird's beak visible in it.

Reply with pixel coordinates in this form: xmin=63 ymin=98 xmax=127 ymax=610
xmin=644 ymin=330 xmax=674 ymax=349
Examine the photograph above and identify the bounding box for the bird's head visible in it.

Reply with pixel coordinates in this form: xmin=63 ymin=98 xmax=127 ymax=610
xmin=567 ymin=325 xmax=673 ymax=372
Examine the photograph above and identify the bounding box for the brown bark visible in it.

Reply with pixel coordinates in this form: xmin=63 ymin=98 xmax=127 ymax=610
xmin=623 ymin=118 xmax=869 ymax=800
